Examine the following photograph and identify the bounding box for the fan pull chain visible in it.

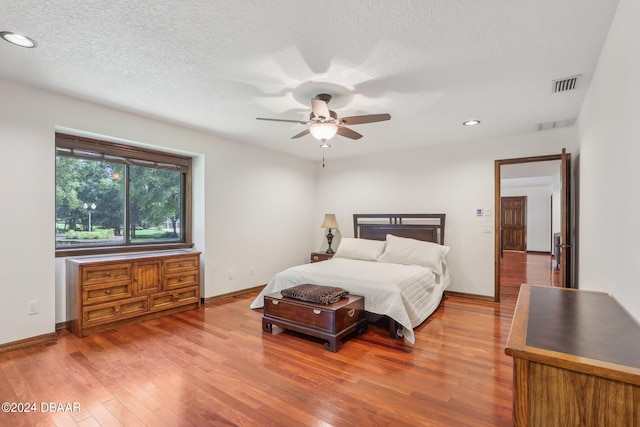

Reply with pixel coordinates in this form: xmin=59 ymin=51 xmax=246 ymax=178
xmin=322 ymin=148 xmax=325 ymax=168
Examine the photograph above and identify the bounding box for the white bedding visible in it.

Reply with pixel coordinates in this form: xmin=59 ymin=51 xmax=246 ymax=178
xmin=250 ymin=257 xmax=450 ymax=344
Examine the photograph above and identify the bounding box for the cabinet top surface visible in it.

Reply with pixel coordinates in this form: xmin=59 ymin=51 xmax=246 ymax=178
xmin=67 ymin=250 xmax=200 ymax=264
xmin=509 ymin=285 xmax=640 ymax=370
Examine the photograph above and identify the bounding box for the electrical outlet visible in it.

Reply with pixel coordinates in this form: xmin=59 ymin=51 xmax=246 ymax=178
xmin=29 ymin=300 xmax=39 ymax=315
xmin=249 ymin=266 xmax=254 ymax=275
xmin=228 ymin=270 xmax=234 ymax=280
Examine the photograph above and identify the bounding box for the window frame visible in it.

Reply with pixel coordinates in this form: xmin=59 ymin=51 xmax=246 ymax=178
xmin=55 ymin=133 xmax=194 ymax=258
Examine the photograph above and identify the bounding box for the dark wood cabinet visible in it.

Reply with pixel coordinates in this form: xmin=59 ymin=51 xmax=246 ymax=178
xmin=310 ymin=251 xmax=334 ymax=263
xmin=67 ymin=250 xmax=200 ymax=337
xmin=505 ymin=285 xmax=640 ymax=426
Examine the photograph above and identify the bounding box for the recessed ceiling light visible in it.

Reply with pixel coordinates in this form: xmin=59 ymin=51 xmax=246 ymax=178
xmin=0 ymin=31 xmax=38 ymax=48
xmin=463 ymin=120 xmax=481 ymax=126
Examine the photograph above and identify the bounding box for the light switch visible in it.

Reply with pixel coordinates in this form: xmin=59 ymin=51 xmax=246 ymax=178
xmin=29 ymin=300 xmax=39 ymax=315
xmin=476 ymin=208 xmax=483 ymax=216
xmin=484 ymin=207 xmax=492 ymax=216
xmin=483 ymin=224 xmax=493 ymax=234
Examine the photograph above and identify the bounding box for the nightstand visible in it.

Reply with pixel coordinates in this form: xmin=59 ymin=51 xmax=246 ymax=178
xmin=310 ymin=251 xmax=334 ymax=263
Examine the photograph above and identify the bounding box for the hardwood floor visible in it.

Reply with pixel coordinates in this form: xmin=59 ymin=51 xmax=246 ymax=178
xmin=1 ymin=254 xmax=554 ymax=427
xmin=500 ymin=251 xmax=560 ymax=301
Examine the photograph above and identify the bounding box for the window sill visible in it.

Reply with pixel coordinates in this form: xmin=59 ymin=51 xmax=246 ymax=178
xmin=55 ymin=242 xmax=195 ymax=258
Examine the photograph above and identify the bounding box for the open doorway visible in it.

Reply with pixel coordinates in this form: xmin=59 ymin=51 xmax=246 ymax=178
xmin=494 ymin=152 xmax=571 ymax=301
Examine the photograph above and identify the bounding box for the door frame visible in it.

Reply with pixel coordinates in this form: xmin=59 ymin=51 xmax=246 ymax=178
xmin=494 ymin=153 xmax=568 ymax=302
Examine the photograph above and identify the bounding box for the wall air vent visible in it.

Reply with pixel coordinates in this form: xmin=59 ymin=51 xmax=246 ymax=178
xmin=552 ymin=75 xmax=582 ymax=93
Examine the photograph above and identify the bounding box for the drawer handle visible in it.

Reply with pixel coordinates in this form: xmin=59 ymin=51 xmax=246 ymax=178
xmin=105 ymin=272 xmax=111 ymax=277
xmin=179 ymin=263 xmax=184 ymax=267
xmin=105 ymin=289 xmax=112 ymax=295
xmin=313 ymin=309 xmax=321 ymax=315
xmin=173 ymin=294 xmax=179 ymax=301
xmin=114 ymin=307 xmax=120 ymax=314
xmin=178 ymin=277 xmax=184 ymax=282
xmin=348 ymin=309 xmax=355 ymax=318
xmin=271 ymin=300 xmax=279 ymax=305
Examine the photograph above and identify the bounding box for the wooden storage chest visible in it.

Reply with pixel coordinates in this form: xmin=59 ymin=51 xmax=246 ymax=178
xmin=66 ymin=250 xmax=200 ymax=337
xmin=262 ymin=291 xmax=367 ymax=352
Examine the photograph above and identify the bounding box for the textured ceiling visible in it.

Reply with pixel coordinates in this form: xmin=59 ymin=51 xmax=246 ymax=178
xmin=0 ymin=0 xmax=620 ymax=160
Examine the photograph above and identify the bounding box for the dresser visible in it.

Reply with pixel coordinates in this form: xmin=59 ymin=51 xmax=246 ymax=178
xmin=505 ymin=285 xmax=640 ymax=426
xmin=66 ymin=250 xmax=201 ymax=337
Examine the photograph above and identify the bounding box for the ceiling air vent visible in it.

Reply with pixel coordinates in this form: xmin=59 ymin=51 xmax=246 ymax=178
xmin=538 ymin=118 xmax=576 ymax=131
xmin=552 ymin=75 xmax=582 ymax=93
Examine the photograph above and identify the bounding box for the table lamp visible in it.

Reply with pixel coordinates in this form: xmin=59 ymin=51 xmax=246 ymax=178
xmin=321 ymin=214 xmax=339 ymax=254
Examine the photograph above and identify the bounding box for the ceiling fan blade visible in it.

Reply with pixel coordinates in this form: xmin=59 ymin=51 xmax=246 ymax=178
xmin=311 ymin=99 xmax=331 ymax=119
xmin=340 ymin=113 xmax=391 ymax=125
xmin=256 ymin=117 xmax=310 ymax=125
xmin=291 ymin=129 xmax=310 ymax=139
xmin=337 ymin=126 xmax=363 ymax=140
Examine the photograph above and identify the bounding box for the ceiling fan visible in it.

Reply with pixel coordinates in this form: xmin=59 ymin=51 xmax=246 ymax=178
xmin=256 ymin=94 xmax=391 ymax=147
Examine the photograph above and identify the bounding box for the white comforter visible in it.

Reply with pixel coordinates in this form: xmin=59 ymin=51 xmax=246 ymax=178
xmin=250 ymin=258 xmax=450 ymax=344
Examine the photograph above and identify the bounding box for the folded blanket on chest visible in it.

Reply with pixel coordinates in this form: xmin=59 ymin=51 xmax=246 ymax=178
xmin=280 ymin=284 xmax=349 ymax=305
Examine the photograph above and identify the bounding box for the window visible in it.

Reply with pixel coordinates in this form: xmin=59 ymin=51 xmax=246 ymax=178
xmin=55 ymin=133 xmax=192 ymax=256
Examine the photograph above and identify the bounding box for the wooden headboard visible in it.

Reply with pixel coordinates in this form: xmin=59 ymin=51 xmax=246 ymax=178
xmin=353 ymin=214 xmax=446 ymax=244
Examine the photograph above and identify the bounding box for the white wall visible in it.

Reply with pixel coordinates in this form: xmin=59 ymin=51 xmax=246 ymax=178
xmin=0 ymin=79 xmax=317 ymax=344
xmin=576 ymin=0 xmax=640 ymax=321
xmin=316 ymin=129 xmax=575 ymax=297
xmin=552 ymin=184 xmax=561 ymax=234
xmin=502 ymin=185 xmax=553 ymax=252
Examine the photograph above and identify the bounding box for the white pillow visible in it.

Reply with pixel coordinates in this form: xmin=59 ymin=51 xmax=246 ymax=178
xmin=378 ymin=234 xmax=450 ymax=274
xmin=333 ymin=238 xmax=387 ymax=261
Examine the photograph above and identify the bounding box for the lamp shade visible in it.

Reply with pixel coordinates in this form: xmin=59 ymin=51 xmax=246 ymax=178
xmin=321 ymin=214 xmax=339 ymax=229
xmin=309 ymin=123 xmax=338 ymax=141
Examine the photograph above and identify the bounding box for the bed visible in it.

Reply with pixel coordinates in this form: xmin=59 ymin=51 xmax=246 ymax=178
xmin=250 ymin=214 xmax=449 ymax=344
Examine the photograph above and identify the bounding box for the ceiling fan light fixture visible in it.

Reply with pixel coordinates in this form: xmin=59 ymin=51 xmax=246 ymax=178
xmin=0 ymin=31 xmax=37 ymax=48
xmin=309 ymin=123 xmax=338 ymax=141
xmin=256 ymin=94 xmax=390 ymax=142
